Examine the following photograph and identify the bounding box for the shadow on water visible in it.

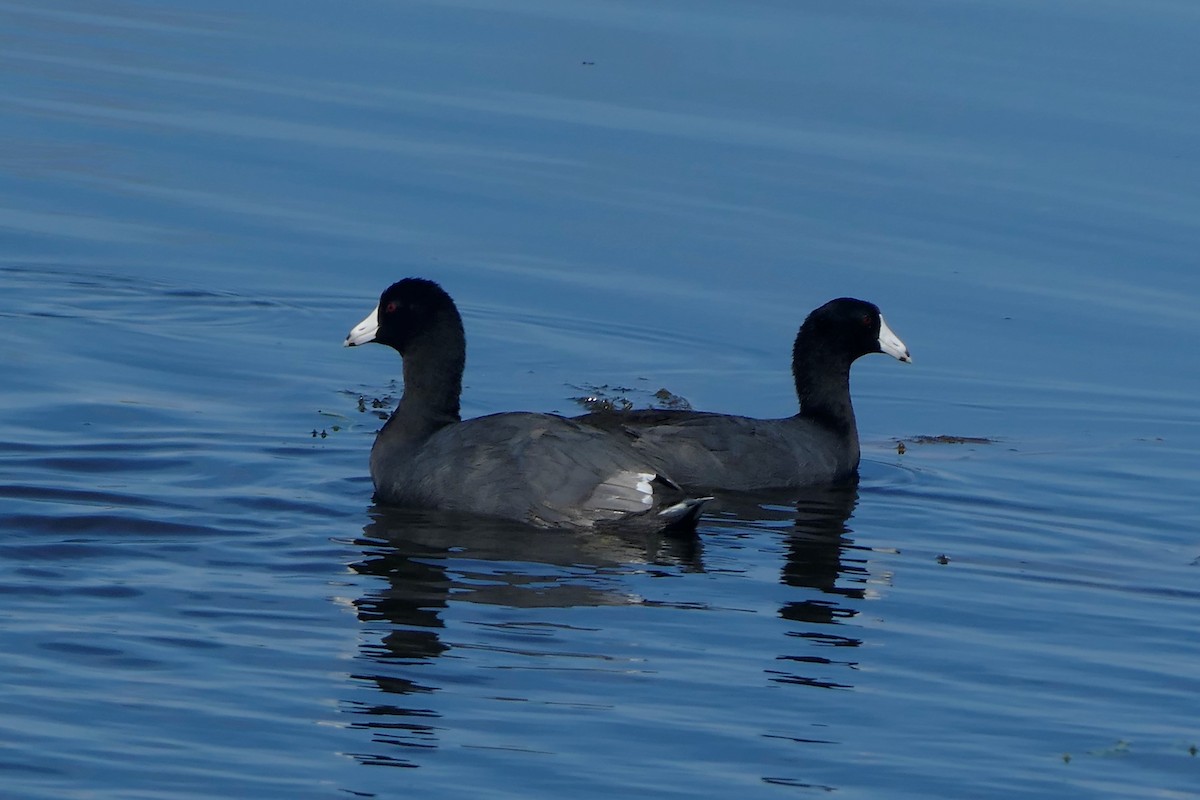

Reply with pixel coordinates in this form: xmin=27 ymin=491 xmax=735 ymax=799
xmin=340 ymin=483 xmax=869 ymax=770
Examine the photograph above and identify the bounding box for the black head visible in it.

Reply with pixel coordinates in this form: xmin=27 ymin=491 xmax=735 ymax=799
xmin=794 ymin=297 xmax=911 ymax=365
xmin=345 ymin=278 xmax=462 ymax=354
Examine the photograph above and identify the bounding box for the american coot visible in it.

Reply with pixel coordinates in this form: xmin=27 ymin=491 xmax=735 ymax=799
xmin=577 ymin=298 xmax=911 ymax=492
xmin=345 ymin=278 xmax=708 ymax=533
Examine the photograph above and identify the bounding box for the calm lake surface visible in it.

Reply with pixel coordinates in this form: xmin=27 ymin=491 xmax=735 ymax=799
xmin=3 ymin=1 xmax=1198 ymax=798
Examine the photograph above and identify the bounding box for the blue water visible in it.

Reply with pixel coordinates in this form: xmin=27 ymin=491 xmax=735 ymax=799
xmin=2 ymin=1 xmax=1198 ymax=798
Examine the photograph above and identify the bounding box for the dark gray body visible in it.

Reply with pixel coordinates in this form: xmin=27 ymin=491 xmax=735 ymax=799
xmin=578 ymin=409 xmax=859 ymax=493
xmin=370 ymin=409 xmax=697 ymax=530
xmin=574 ymin=297 xmax=911 ymax=493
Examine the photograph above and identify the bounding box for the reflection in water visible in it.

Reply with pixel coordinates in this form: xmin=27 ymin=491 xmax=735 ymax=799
xmin=716 ymin=483 xmax=867 ymax=691
xmin=342 ymin=485 xmax=874 ymax=769
xmin=342 ymin=506 xmax=701 ymax=767
xmin=777 ymin=484 xmax=866 ymax=691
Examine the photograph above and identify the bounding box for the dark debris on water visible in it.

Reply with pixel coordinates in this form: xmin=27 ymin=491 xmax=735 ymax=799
xmin=568 ymin=383 xmax=692 ymax=413
xmin=896 ymin=435 xmax=997 ymax=454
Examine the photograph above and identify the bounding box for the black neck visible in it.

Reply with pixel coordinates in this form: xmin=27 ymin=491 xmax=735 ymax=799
xmin=386 ymin=314 xmax=465 ymax=442
xmin=793 ymin=336 xmax=856 ymax=437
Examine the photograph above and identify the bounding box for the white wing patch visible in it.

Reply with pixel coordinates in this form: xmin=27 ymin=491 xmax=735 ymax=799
xmin=635 ymin=473 xmax=654 ymax=503
xmin=583 ymin=470 xmax=657 ymax=515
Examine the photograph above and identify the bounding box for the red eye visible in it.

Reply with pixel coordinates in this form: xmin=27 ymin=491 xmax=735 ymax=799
xmin=385 ymin=301 xmax=398 ymax=314
xmin=862 ymin=315 xmax=871 ymax=326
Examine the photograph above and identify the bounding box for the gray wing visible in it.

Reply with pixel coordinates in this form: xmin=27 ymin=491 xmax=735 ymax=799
xmin=580 ymin=410 xmax=855 ymax=491
xmin=394 ymin=413 xmax=682 ymax=528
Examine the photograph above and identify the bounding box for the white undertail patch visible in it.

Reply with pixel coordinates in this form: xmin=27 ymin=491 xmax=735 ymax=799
xmin=657 ymin=496 xmax=713 ymax=518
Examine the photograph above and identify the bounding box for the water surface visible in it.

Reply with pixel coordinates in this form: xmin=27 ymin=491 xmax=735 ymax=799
xmin=2 ymin=1 xmax=1198 ymax=798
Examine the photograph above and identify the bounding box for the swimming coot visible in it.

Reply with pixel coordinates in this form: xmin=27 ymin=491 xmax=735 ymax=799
xmin=577 ymin=297 xmax=911 ymax=492
xmin=345 ymin=278 xmax=709 ymax=533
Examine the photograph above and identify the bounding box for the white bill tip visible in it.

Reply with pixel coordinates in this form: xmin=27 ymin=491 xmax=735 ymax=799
xmin=344 ymin=304 xmax=380 ymax=347
xmin=877 ymin=314 xmax=912 ymax=363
